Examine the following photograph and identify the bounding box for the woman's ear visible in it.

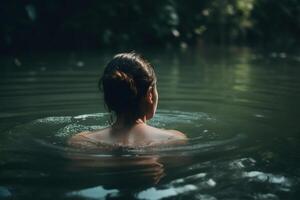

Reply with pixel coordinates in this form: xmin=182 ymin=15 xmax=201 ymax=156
xmin=146 ymin=86 xmax=154 ymax=104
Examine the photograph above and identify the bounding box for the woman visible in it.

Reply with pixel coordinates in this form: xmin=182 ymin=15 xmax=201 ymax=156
xmin=68 ymin=52 xmax=186 ymax=149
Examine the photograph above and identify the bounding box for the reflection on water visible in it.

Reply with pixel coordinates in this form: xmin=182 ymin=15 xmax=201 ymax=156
xmin=0 ymin=47 xmax=300 ymax=199
xmin=67 ymin=186 xmax=119 ymax=199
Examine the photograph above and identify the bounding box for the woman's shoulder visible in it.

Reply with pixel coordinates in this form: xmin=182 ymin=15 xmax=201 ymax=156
xmin=67 ymin=128 xmax=110 ymax=148
xmin=67 ymin=131 xmax=94 ymax=149
xmin=167 ymin=129 xmax=187 ymax=139
xmin=139 ymin=125 xmax=187 ymax=144
xmin=67 ymin=131 xmax=90 ymax=143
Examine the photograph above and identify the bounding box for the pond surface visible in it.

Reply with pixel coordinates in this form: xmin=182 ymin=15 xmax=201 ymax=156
xmin=0 ymin=47 xmax=300 ymax=199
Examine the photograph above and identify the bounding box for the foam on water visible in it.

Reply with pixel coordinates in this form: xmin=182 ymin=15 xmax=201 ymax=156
xmin=4 ymin=110 xmax=240 ymax=155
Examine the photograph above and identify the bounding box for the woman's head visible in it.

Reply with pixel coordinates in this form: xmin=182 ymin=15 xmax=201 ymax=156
xmin=99 ymin=53 xmax=157 ymax=122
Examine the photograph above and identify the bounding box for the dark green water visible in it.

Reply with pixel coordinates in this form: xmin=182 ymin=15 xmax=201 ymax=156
xmin=0 ymin=47 xmax=300 ymax=199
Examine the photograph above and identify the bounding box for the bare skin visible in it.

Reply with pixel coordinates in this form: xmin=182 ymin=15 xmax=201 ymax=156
xmin=68 ymin=85 xmax=187 ymax=149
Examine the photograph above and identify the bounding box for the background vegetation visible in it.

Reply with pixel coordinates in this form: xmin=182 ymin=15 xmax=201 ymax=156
xmin=0 ymin=0 xmax=299 ymax=52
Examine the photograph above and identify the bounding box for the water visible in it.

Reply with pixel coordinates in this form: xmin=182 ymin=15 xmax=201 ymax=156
xmin=0 ymin=47 xmax=300 ymax=199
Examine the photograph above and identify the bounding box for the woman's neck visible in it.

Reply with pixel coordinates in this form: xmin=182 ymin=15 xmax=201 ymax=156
xmin=112 ymin=114 xmax=147 ymax=130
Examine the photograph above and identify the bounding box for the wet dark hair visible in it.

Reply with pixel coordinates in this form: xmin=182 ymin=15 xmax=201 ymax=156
xmin=99 ymin=52 xmax=156 ymax=120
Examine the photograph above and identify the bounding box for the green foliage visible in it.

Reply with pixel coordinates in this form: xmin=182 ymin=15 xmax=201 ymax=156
xmin=0 ymin=0 xmax=299 ymax=51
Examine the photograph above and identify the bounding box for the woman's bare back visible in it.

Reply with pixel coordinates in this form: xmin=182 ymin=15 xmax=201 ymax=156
xmin=68 ymin=124 xmax=186 ymax=150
